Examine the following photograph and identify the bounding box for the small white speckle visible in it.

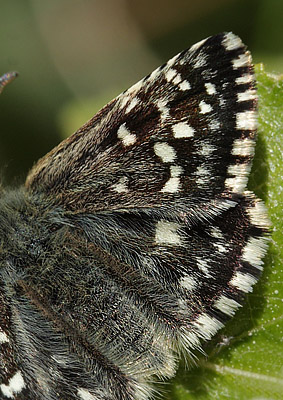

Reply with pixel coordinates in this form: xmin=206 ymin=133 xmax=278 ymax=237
xmin=125 ymin=97 xmax=139 ymax=113
xmin=231 ymin=138 xmax=255 ymax=157
xmin=214 ymin=295 xmax=241 ymax=316
xmin=155 ymin=220 xmax=182 ymax=246
xmin=78 ymin=388 xmax=97 ymax=400
xmin=179 ymin=80 xmax=191 ymax=91
xmin=242 ymin=236 xmax=269 ymax=270
xmin=180 ymin=275 xmax=197 ymax=291
xmin=0 ymin=330 xmax=9 ymax=344
xmin=199 ymin=100 xmax=213 ymax=114
xmin=232 ymin=52 xmax=251 ymax=69
xmin=222 ymin=32 xmax=243 ymax=51
xmin=1 ymin=371 xmax=25 ymax=398
xmin=230 ymin=271 xmax=257 ymax=293
xmin=154 ymin=142 xmax=176 ymax=163
xmin=205 ymin=82 xmax=216 ymax=95
xmin=111 ymin=176 xmax=129 ymax=193
xmin=117 ymin=123 xmax=137 ymax=146
xmin=235 ymin=74 xmax=253 ymax=85
xmin=195 ymin=165 xmax=210 ymax=185
xmin=237 ymin=89 xmax=257 ymax=102
xmin=172 ymin=122 xmax=195 ymax=138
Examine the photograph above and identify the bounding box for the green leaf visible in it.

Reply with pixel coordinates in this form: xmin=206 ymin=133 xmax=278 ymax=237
xmin=165 ymin=66 xmax=283 ymax=400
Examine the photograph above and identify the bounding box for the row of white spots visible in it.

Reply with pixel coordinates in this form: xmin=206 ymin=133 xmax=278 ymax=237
xmin=161 ymin=165 xmax=183 ymax=193
xmin=172 ymin=122 xmax=195 ymax=138
xmin=117 ymin=123 xmax=137 ymax=147
xmin=1 ymin=371 xmax=25 ymax=398
xmin=155 ymin=220 xmax=182 ymax=246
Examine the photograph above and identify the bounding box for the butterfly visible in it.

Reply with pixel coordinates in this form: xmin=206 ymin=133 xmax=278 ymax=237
xmin=0 ymin=32 xmax=269 ymax=400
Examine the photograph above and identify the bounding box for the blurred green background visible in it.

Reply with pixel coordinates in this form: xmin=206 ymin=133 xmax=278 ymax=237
xmin=0 ymin=0 xmax=282 ymax=184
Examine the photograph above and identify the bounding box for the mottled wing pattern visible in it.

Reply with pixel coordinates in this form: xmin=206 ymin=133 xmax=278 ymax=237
xmin=26 ymin=33 xmax=257 ymax=217
xmin=0 ymin=33 xmax=270 ymax=400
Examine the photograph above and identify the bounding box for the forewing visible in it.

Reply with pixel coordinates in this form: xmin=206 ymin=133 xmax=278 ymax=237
xmin=25 ymin=32 xmax=257 ymax=218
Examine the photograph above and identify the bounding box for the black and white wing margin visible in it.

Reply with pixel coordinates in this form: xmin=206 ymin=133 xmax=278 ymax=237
xmin=0 ymin=33 xmax=269 ymax=400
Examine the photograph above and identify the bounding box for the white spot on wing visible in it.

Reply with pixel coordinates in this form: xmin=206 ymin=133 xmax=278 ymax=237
xmin=199 ymin=100 xmax=212 ymax=114
xmin=196 ymin=258 xmax=212 ymax=278
xmin=214 ymin=295 xmax=241 ymax=316
xmin=154 ymin=142 xmax=176 ymax=163
xmin=237 ymin=89 xmax=257 ymax=102
xmin=0 ymin=371 xmax=25 ymax=398
xmin=236 ymin=74 xmax=253 ymax=85
xmin=172 ymin=122 xmax=195 ymax=138
xmin=180 ymin=275 xmax=197 ymax=291
xmin=231 ymin=138 xmax=255 ymax=157
xmin=165 ymin=69 xmax=177 ymax=82
xmin=232 ymin=52 xmax=251 ymax=69
xmin=193 ymin=313 xmax=224 ymax=340
xmin=173 ymin=74 xmax=182 ymax=84
xmin=242 ymin=236 xmax=269 ymax=270
xmin=157 ymin=100 xmax=170 ymax=123
xmin=179 ymin=80 xmax=191 ymax=91
xmin=247 ymin=198 xmax=270 ymax=229
xmin=117 ymin=123 xmax=137 ymax=146
xmin=125 ymin=97 xmax=139 ymax=113
xmin=200 ymin=143 xmax=216 ymax=156
xmin=0 ymin=330 xmax=9 ymax=344
xmin=222 ymin=32 xmax=243 ymax=51
xmin=155 ymin=221 xmax=182 ymax=245
xmin=208 ymin=119 xmax=220 ymax=131
xmin=161 ymin=165 xmax=183 ymax=193
xmin=112 ymin=176 xmax=129 ymax=193
xmin=78 ymin=388 xmax=97 ymax=400
xmin=230 ymin=271 xmax=257 ymax=293
xmin=205 ymin=82 xmax=216 ymax=95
